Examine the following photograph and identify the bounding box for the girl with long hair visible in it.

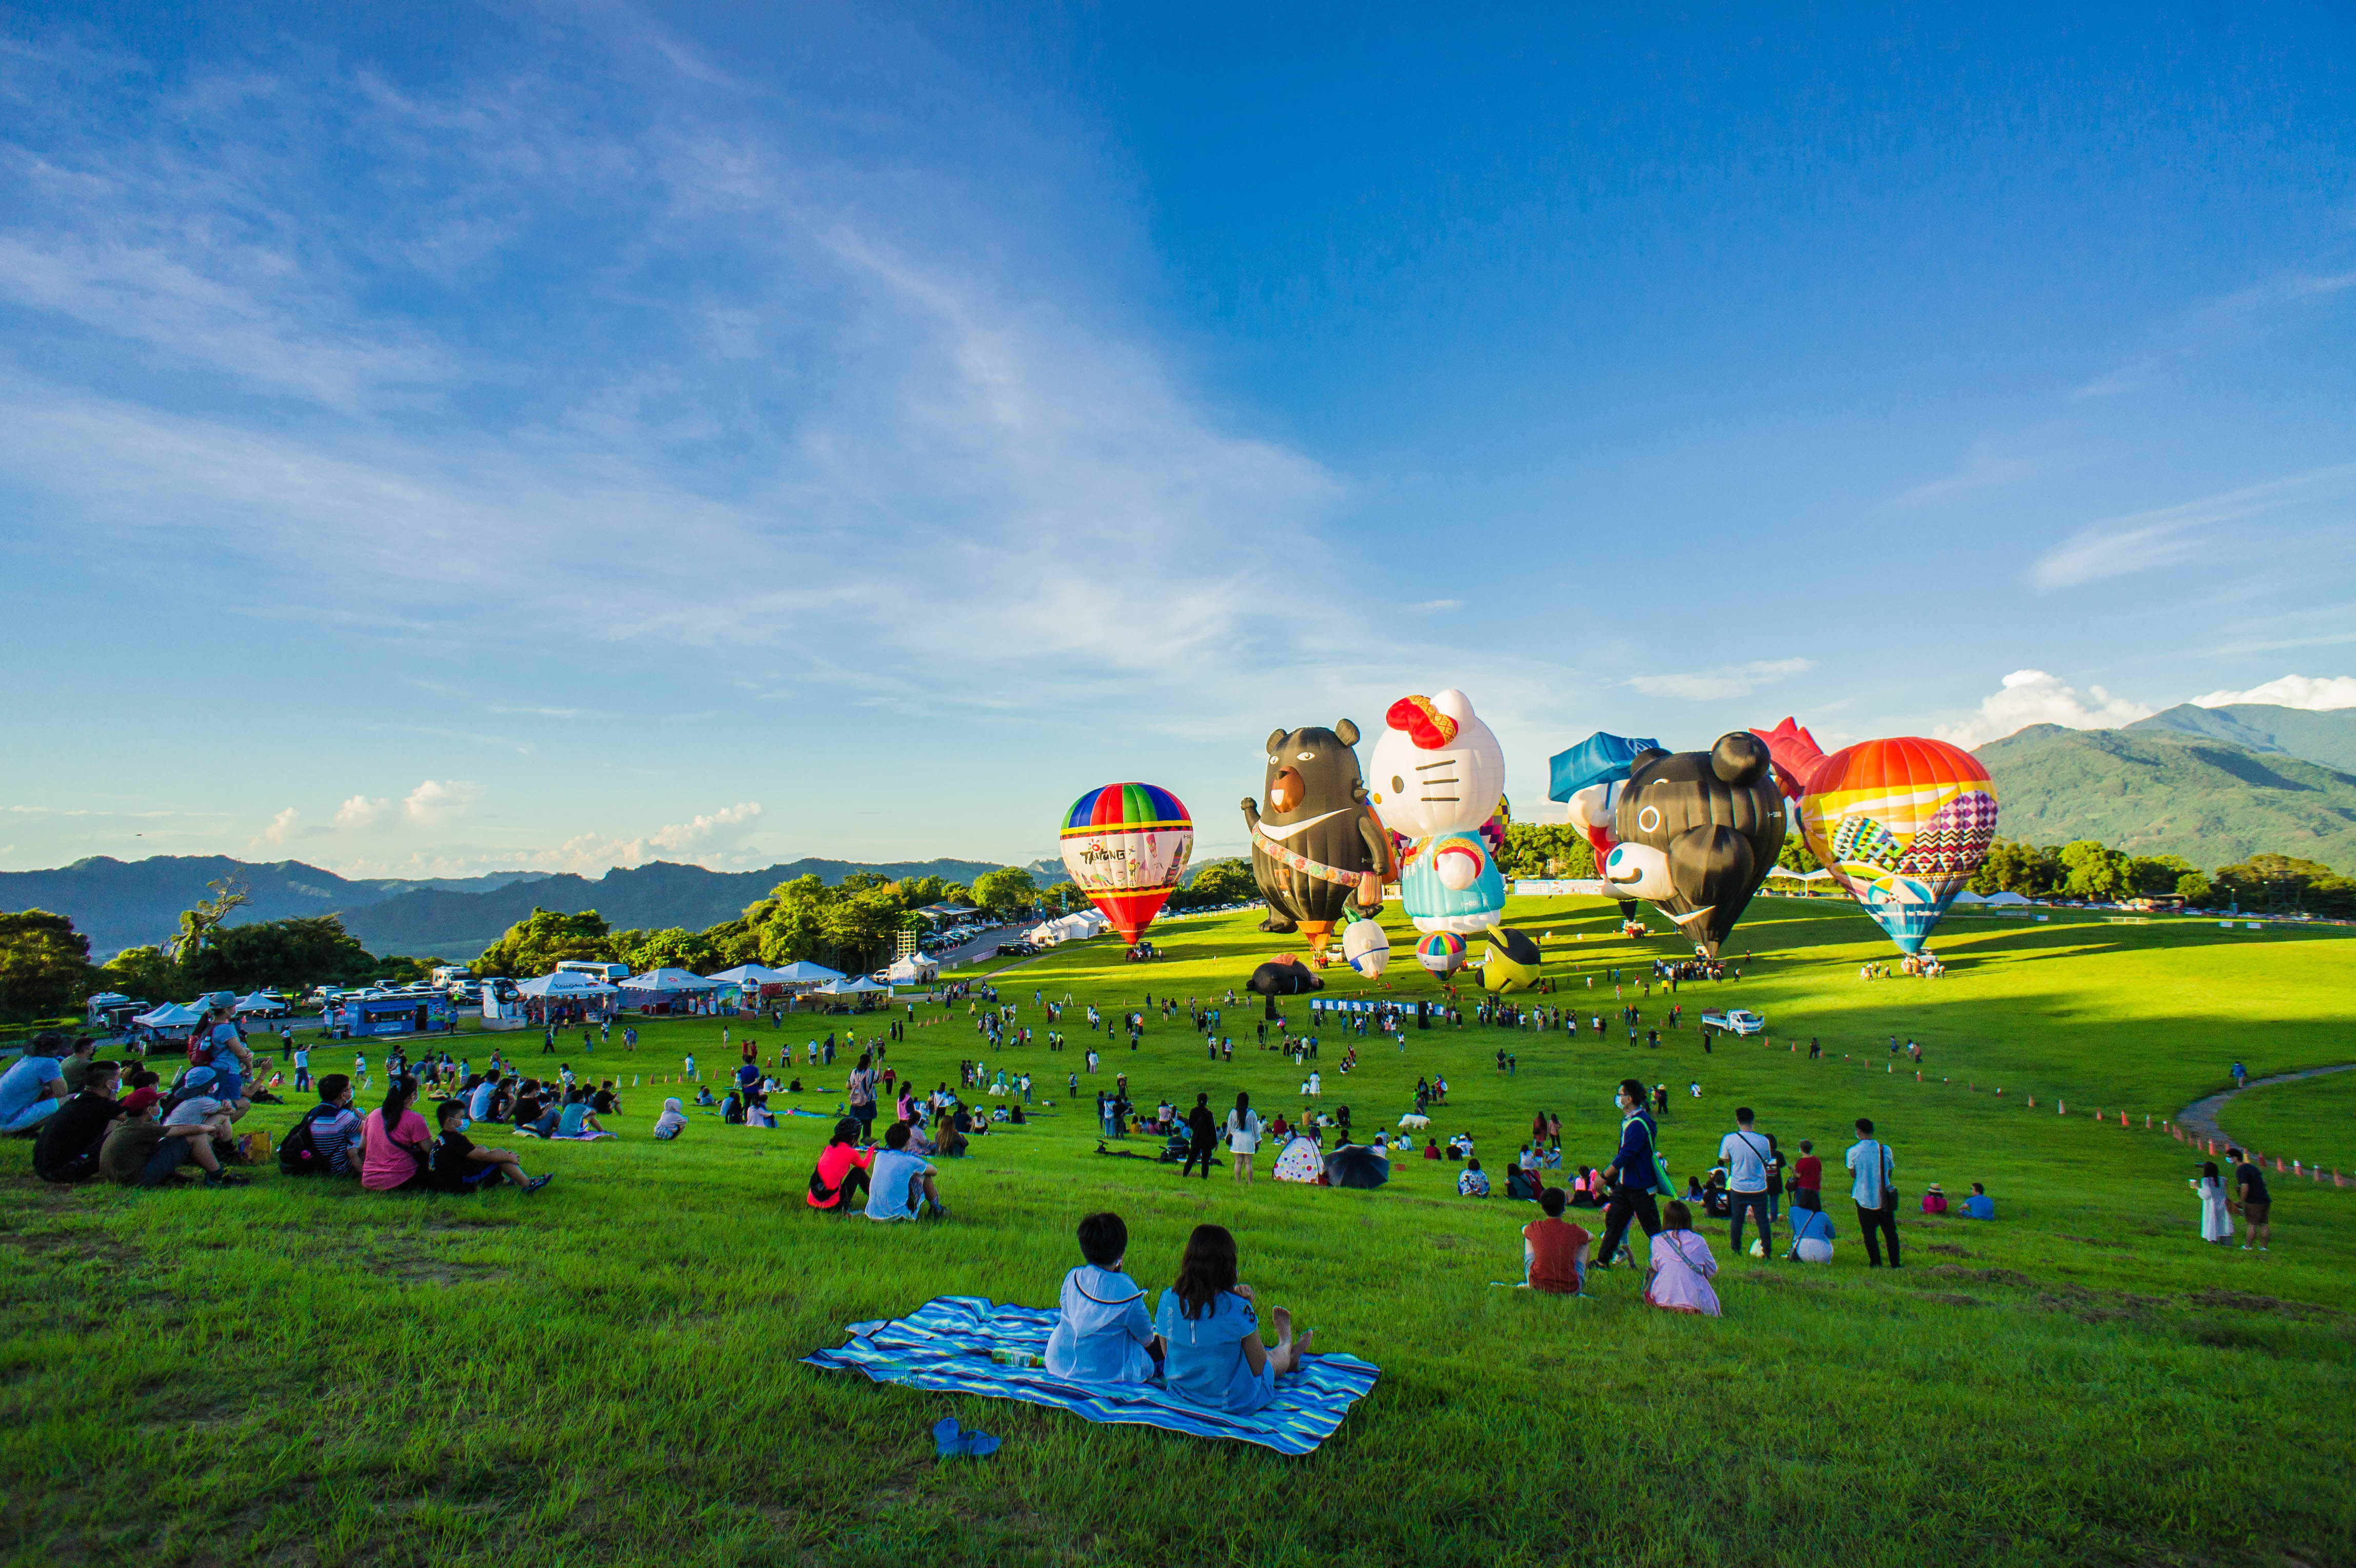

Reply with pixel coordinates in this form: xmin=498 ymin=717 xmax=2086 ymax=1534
xmin=1152 ymin=1224 xmax=1311 ymax=1412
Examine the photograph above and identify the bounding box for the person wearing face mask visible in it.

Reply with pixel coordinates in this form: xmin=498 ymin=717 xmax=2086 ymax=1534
xmin=428 ymin=1097 xmax=554 ymax=1193
xmin=1592 ymin=1077 xmax=1668 ymax=1273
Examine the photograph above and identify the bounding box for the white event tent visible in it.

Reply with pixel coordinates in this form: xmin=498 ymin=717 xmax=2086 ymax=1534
xmin=620 ymin=967 xmax=721 ymax=993
xmin=133 ymin=1002 xmax=205 ymax=1029
xmin=516 ymin=972 xmax=620 ymax=999
xmin=886 ymin=954 xmax=939 ymax=984
xmin=768 ymin=961 xmax=846 ymax=985
xmin=231 ymin=991 xmax=282 ymax=1013
xmin=706 ymin=963 xmax=793 ymax=988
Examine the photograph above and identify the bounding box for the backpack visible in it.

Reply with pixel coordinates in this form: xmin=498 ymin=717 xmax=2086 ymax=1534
xmin=278 ymin=1104 xmax=340 ymax=1175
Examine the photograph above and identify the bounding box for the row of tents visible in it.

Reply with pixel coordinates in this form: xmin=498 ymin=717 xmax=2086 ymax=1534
xmin=511 ymin=957 xmax=936 ymax=1006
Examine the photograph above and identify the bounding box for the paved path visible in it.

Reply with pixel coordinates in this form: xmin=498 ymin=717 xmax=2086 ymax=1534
xmin=2176 ymin=1063 xmax=2356 ymax=1144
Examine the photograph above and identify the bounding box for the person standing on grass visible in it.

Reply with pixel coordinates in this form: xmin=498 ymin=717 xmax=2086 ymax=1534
xmin=1594 ymin=1077 xmax=1666 ymax=1273
xmin=1791 ymin=1140 xmax=1822 ymax=1210
xmin=1845 ymin=1118 xmax=1900 ymax=1268
xmin=2230 ymin=1148 xmax=2271 ymax=1250
xmin=2231 ymin=1060 xmax=2246 ymax=1090
xmin=846 ymin=1053 xmax=880 ymax=1140
xmin=1719 ymin=1108 xmax=1775 ymax=1261
xmin=1226 ymin=1091 xmax=1263 ymax=1183
xmin=1184 ymin=1092 xmax=1218 ymax=1179
xmin=2191 ymin=1163 xmax=2232 ymax=1243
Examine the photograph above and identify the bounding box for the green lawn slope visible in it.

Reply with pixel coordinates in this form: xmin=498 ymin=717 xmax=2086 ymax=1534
xmin=4 ymin=896 xmax=2351 ymax=1567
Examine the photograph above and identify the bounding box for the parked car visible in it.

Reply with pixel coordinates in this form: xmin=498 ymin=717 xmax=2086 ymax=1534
xmin=994 ymin=941 xmax=1039 ymax=957
xmin=1700 ymin=1008 xmax=1765 ymax=1036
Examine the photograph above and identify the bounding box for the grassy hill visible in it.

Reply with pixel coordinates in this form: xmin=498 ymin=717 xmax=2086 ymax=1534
xmin=5 ymin=896 xmax=2350 ymax=1565
xmin=1976 ymin=724 xmax=2356 ymax=872
xmin=2128 ymin=701 xmax=2356 ymax=774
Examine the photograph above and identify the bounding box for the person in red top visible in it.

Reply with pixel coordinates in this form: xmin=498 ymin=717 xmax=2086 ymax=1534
xmin=807 ymin=1118 xmax=876 ymax=1210
xmin=1791 ymin=1139 xmax=1823 ymax=1212
xmin=1521 ymin=1187 xmax=1592 ymax=1295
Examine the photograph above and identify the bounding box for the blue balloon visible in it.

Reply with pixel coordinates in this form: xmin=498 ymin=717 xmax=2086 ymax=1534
xmin=1548 ymin=732 xmax=1664 ymax=802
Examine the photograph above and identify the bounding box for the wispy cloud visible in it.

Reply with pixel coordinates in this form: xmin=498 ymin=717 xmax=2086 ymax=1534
xmin=1889 ymin=425 xmax=2096 ymax=510
xmin=2077 ymin=268 xmax=2356 ymax=400
xmin=1628 ymin=658 xmax=1813 ymax=701
xmin=2028 ymin=464 xmax=2356 ymax=591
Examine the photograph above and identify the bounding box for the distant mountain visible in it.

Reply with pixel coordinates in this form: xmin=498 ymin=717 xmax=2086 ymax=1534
xmin=1976 ymin=725 xmax=2356 ymax=872
xmin=2127 ymin=702 xmax=2356 ymax=774
xmin=0 ymin=853 xmax=1013 ymax=961
xmin=0 ymin=856 xmax=553 ymax=959
xmin=339 ymin=856 xmax=1007 ymax=958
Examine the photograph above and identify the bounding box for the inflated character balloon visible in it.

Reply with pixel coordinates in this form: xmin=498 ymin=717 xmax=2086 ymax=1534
xmin=1367 ymin=690 xmax=1508 ymax=935
xmin=1548 ymin=731 xmax=1663 ymax=922
xmin=1242 ymin=720 xmax=1392 ymax=962
xmin=1247 ymin=954 xmax=1324 ymax=1017
xmin=1341 ymin=917 xmax=1391 ymax=979
xmin=1059 ymin=783 xmax=1193 ymax=947
xmin=1600 ymin=733 xmax=1785 ymax=957
xmin=1415 ymin=930 xmax=1467 ymax=974
xmin=1479 ymin=927 xmax=1543 ymax=994
xmin=1752 ymin=718 xmax=1998 ymax=955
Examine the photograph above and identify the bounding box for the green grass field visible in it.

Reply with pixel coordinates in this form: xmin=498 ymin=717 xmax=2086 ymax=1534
xmin=5 ymin=896 xmax=2353 ymax=1567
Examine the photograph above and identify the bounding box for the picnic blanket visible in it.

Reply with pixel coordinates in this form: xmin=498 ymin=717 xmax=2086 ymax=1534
xmin=801 ymin=1294 xmax=1379 ymax=1456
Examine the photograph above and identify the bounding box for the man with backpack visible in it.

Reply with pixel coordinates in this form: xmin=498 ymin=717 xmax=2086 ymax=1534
xmin=279 ymin=1074 xmax=362 ymax=1178
xmin=1594 ymin=1077 xmax=1667 ymax=1273
xmin=1845 ymin=1118 xmax=1901 ymax=1268
xmin=1719 ymin=1107 xmax=1776 ymax=1262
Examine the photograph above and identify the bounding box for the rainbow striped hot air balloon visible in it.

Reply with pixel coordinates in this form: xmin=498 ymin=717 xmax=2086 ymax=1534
xmin=1754 ymin=720 xmax=1999 ymax=955
xmin=1059 ymin=783 xmax=1195 ymax=947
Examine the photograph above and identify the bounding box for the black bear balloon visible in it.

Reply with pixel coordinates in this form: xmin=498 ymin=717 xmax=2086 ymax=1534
xmin=1602 ymin=732 xmax=1786 ymax=957
xmin=1242 ymin=721 xmax=1391 ymax=963
xmin=1247 ymin=955 xmax=1325 ymax=1018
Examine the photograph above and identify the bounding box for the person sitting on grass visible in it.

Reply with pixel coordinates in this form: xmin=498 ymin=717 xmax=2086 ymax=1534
xmin=427 ymin=1097 xmax=554 ymax=1194
xmin=1787 ymin=1203 xmax=1836 ymax=1262
xmin=1423 ymin=1137 xmax=1442 ymax=1161
xmin=866 ymin=1122 xmax=948 ymax=1221
xmin=1522 ymin=1186 xmax=1593 ymax=1295
xmin=359 ymin=1076 xmax=435 ymax=1193
xmin=100 ymin=1087 xmax=245 ymax=1188
xmin=695 ymin=1085 xmax=718 ymax=1108
xmin=558 ymin=1090 xmax=606 ymax=1138
xmin=297 ymin=1074 xmax=365 ymax=1177
xmin=806 ymin=1118 xmax=875 ymax=1211
xmin=1570 ymin=1166 xmax=1604 ymax=1208
xmin=653 ymin=1097 xmax=689 ymax=1140
xmin=1154 ymin=1223 xmax=1312 ymax=1414
xmin=1457 ymin=1157 xmax=1491 ymax=1198
xmin=1643 ymin=1200 xmax=1720 ymax=1316
xmin=1961 ymin=1182 xmax=1994 ymax=1220
xmin=1921 ymin=1183 xmax=1949 ymax=1216
xmin=1045 ymin=1211 xmax=1161 ymax=1383
xmin=0 ymin=1031 xmax=73 ymax=1135
xmin=33 ymin=1059 xmax=125 ymax=1184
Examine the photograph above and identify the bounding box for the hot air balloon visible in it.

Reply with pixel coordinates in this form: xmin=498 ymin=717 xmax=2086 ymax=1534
xmin=1753 ymin=719 xmax=1998 ymax=955
xmin=1368 ymin=690 xmax=1508 ymax=935
xmin=1341 ymin=917 xmax=1392 ymax=979
xmin=1059 ymin=783 xmax=1194 ymax=947
xmin=1548 ymin=731 xmax=1663 ymax=922
xmin=1242 ymin=719 xmax=1391 ymax=963
xmin=1415 ymin=930 xmax=1467 ymax=974
xmin=1603 ymin=733 xmax=1786 ymax=957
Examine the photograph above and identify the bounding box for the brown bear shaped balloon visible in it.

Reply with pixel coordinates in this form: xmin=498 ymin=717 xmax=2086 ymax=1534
xmin=1243 ymin=721 xmax=1392 ymax=962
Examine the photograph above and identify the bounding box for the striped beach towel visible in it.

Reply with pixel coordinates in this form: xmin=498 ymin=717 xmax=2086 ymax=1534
xmin=801 ymin=1294 xmax=1379 ymax=1456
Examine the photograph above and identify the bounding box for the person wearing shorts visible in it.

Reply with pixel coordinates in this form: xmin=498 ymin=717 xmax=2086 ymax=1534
xmin=2232 ymin=1150 xmax=2272 ymax=1250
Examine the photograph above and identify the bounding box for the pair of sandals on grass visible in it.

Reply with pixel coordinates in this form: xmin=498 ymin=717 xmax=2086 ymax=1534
xmin=931 ymin=1416 xmax=1001 ymax=1459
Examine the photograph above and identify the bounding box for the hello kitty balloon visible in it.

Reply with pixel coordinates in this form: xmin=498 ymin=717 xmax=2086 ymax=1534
xmin=1366 ymin=690 xmax=1508 ymax=935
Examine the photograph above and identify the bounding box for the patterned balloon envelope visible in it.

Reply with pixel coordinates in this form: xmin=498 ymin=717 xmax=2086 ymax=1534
xmin=1415 ymin=930 xmax=1467 ymax=974
xmin=1753 ymin=721 xmax=1999 ymax=955
xmin=1059 ymin=783 xmax=1194 ymax=947
xmin=1342 ymin=918 xmax=1391 ymax=978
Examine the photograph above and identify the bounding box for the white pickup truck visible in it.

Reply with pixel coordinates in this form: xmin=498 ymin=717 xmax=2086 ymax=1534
xmin=1700 ymin=1008 xmax=1765 ymax=1036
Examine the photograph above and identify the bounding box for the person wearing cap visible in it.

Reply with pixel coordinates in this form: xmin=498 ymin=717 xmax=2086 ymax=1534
xmin=32 ymin=1059 xmax=126 ymax=1183
xmin=190 ymin=1005 xmax=256 ymax=1112
xmin=0 ymin=1031 xmax=74 ymax=1133
xmin=1920 ymin=1183 xmax=1949 ymax=1216
xmin=115 ymin=1072 xmax=248 ymax=1187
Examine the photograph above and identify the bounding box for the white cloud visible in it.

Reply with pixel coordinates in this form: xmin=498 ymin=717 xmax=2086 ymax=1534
xmin=1889 ymin=426 xmax=2093 ymax=509
xmin=402 ymin=779 xmax=482 ymax=827
xmin=333 ymin=794 xmax=390 ymax=829
xmin=1628 ymin=658 xmax=1814 ymax=701
xmin=1935 ymin=669 xmax=2155 ymax=748
xmin=2190 ymin=674 xmax=2356 ymax=711
xmin=2029 ymin=464 xmax=2356 ymax=590
xmin=1406 ymin=599 xmax=1462 ymax=613
xmin=259 ymin=807 xmax=299 ymax=846
xmin=528 ymin=801 xmax=765 ymax=874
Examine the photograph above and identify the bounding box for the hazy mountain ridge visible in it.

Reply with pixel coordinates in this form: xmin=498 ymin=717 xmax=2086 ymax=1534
xmin=1976 ymin=724 xmax=2356 ymax=872
xmin=0 ymin=854 xmax=1007 ymax=959
xmin=2125 ymin=702 xmax=2356 ymax=774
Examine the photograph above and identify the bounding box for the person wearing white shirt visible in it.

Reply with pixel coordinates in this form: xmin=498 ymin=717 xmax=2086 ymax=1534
xmin=1225 ymin=1091 xmax=1263 ymax=1184
xmin=1718 ymin=1108 xmax=1777 ymax=1262
xmin=1844 ymin=1118 xmax=1900 ymax=1268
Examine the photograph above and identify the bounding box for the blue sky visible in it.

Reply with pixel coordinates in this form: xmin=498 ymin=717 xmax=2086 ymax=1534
xmin=2 ymin=3 xmax=2352 ymax=878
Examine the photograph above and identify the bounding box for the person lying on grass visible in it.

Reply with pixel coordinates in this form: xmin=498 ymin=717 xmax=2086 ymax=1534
xmin=1522 ymin=1186 xmax=1591 ymax=1295
xmin=1154 ymin=1223 xmax=1312 ymax=1414
xmin=1644 ymin=1200 xmax=1721 ymax=1317
xmin=427 ymin=1097 xmax=554 ymax=1194
xmin=807 ymin=1118 xmax=875 ymax=1211
xmin=1045 ymin=1211 xmax=1161 ymax=1384
xmin=865 ymin=1122 xmax=948 ymax=1222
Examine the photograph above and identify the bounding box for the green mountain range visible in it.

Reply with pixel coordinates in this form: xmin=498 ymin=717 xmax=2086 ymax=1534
xmin=2126 ymin=702 xmax=2356 ymax=773
xmin=1975 ymin=722 xmax=2356 ymax=873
